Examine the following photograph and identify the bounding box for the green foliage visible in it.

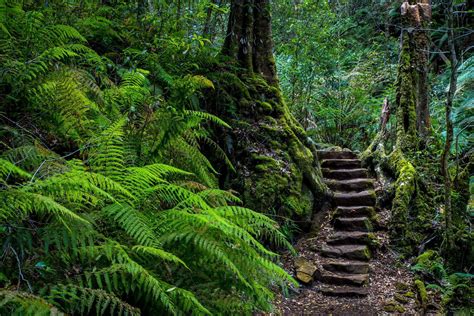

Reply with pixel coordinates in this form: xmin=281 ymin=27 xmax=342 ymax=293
xmin=0 ymin=1 xmax=295 ymax=314
xmin=431 ymin=56 xmax=474 ymax=154
xmin=273 ymin=0 xmax=398 ymax=150
xmin=412 ymin=251 xmax=473 ymax=308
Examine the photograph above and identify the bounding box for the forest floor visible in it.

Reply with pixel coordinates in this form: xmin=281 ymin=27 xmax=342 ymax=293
xmin=272 ymin=186 xmax=422 ymax=315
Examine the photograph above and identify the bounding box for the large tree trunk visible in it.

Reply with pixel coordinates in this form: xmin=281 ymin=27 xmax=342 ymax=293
xmin=222 ymin=0 xmax=277 ymax=85
xmin=397 ymin=0 xmax=432 ymax=148
xmin=205 ymin=0 xmax=327 ymax=225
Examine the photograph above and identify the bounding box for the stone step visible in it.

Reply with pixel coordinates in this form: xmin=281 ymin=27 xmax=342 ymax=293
xmin=325 ymin=178 xmax=374 ymax=192
xmin=321 ymin=159 xmax=361 ymax=169
xmin=319 ymin=285 xmax=369 ymax=297
xmin=334 ymin=206 xmax=376 ymax=218
xmin=333 ymin=190 xmax=376 ymax=207
xmin=320 ymin=244 xmax=371 ymax=261
xmin=327 ymin=231 xmax=370 ymax=245
xmin=317 ymin=151 xmax=357 ymax=160
xmin=322 ymin=260 xmax=370 ymax=274
xmin=322 ymin=168 xmax=368 ymax=180
xmin=315 ymin=269 xmax=369 ymax=286
xmin=334 ymin=217 xmax=373 ymax=232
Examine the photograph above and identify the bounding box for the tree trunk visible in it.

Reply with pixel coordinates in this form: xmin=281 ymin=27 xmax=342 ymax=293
xmin=441 ymin=0 xmax=457 ymax=252
xmin=222 ymin=0 xmax=277 ymax=85
xmin=412 ymin=0 xmax=431 ymax=139
xmin=207 ymin=0 xmax=327 ymax=224
xmin=397 ymin=0 xmax=432 ymax=148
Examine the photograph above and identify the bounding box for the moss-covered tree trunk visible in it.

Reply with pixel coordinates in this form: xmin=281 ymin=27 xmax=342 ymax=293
xmin=362 ymin=1 xmax=434 ymax=252
xmin=207 ymin=0 xmax=327 ymax=225
xmin=222 ymin=0 xmax=277 ymax=85
xmin=398 ymin=0 xmax=432 ymax=145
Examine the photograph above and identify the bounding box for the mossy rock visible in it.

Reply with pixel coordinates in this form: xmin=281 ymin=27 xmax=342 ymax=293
xmin=415 ymin=279 xmax=428 ymax=308
xmin=395 ymin=282 xmax=410 ymax=292
xmin=384 ymin=300 xmax=406 ymax=313
xmin=394 ymin=293 xmax=410 ymax=304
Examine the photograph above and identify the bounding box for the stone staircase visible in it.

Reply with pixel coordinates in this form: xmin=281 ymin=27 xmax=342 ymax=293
xmin=316 ymin=150 xmax=376 ymax=297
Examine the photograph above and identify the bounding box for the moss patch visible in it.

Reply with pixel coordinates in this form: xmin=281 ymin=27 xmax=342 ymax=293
xmin=415 ymin=279 xmax=428 ymax=308
xmin=204 ymin=64 xmax=327 ymax=223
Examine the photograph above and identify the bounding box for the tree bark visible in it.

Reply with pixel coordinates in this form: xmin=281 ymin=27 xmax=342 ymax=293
xmin=397 ymin=0 xmax=432 ymax=148
xmin=208 ymin=0 xmax=327 ymax=223
xmin=222 ymin=0 xmax=277 ymax=85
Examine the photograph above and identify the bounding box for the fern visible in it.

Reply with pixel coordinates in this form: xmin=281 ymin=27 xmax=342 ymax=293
xmin=0 ymin=3 xmax=295 ymax=314
xmin=0 ymin=290 xmax=60 ymax=316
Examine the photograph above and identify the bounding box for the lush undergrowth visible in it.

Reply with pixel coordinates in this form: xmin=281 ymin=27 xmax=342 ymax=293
xmin=0 ymin=2 xmax=295 ymax=314
xmin=272 ymin=0 xmax=473 ymax=311
xmin=0 ymin=0 xmax=472 ymax=314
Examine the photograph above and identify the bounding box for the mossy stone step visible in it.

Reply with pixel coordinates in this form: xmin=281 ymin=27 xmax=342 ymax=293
xmin=320 ymin=244 xmax=371 ymax=261
xmin=322 ymin=260 xmax=370 ymax=274
xmin=318 ymin=285 xmax=369 ymax=297
xmin=334 ymin=206 xmax=376 ymax=218
xmin=317 ymin=150 xmax=357 ymax=160
xmin=322 ymin=168 xmax=368 ymax=180
xmin=334 ymin=217 xmax=373 ymax=232
xmin=333 ymin=190 xmax=376 ymax=206
xmin=315 ymin=269 xmax=369 ymax=286
xmin=325 ymin=178 xmax=374 ymax=192
xmin=321 ymin=159 xmax=361 ymax=169
xmin=327 ymin=231 xmax=370 ymax=245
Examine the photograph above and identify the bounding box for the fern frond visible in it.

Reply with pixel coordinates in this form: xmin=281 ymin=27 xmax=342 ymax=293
xmin=0 ymin=190 xmax=90 ymax=226
xmin=184 ymin=110 xmax=230 ymax=128
xmin=102 ymin=203 xmax=160 ymax=248
xmin=47 ymin=285 xmax=140 ymax=316
xmin=0 ymin=290 xmax=60 ymax=316
xmin=0 ymin=158 xmax=31 ymax=182
xmin=132 ymin=245 xmax=188 ymax=269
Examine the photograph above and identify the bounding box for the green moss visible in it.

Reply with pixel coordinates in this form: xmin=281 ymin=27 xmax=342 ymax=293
xmin=395 ymin=36 xmax=417 ymax=149
xmin=395 ymin=282 xmax=410 ymax=292
xmin=386 ymin=148 xmax=416 ymax=241
xmin=384 ymin=300 xmax=406 ymax=313
xmin=416 ymin=250 xmax=437 ymax=266
xmin=206 ymin=67 xmax=327 ymax=222
xmin=415 ymin=279 xmax=428 ymax=307
xmin=260 ymin=101 xmax=273 ymax=111
xmin=394 ymin=293 xmax=409 ymax=304
xmin=404 ymin=291 xmax=415 ymax=298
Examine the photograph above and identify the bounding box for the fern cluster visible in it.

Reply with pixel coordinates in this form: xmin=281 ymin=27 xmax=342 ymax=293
xmin=0 ymin=2 xmax=295 ymax=315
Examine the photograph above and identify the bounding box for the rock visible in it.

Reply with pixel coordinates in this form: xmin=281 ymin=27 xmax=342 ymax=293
xmin=334 ymin=206 xmax=376 ymax=218
xmin=333 ymin=190 xmax=376 ymax=206
xmin=322 ymin=168 xmax=368 ymax=180
xmin=327 ymin=231 xmax=370 ymax=245
xmin=395 ymin=282 xmax=410 ymax=292
xmin=315 ymin=269 xmax=369 ymax=286
xmin=317 ymin=150 xmax=357 ymax=160
xmin=322 ymin=260 xmax=369 ymax=274
xmin=294 ymin=257 xmax=317 ymax=284
xmin=383 ymin=300 xmax=406 ymax=313
xmin=320 ymin=244 xmax=371 ymax=261
xmin=321 ymin=159 xmax=361 ymax=169
xmin=318 ymin=285 xmax=368 ymax=297
xmin=333 ymin=216 xmax=373 ymax=232
xmin=325 ymin=178 xmax=374 ymax=192
xmin=394 ymin=293 xmax=410 ymax=304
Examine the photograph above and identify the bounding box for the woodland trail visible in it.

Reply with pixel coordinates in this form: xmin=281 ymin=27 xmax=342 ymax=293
xmin=274 ymin=149 xmax=421 ymax=315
